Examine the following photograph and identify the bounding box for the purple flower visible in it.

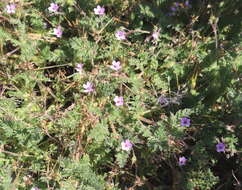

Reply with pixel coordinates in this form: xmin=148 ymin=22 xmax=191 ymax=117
xmin=115 ymin=30 xmax=126 ymax=40
xmin=6 ymin=4 xmax=16 ymax=14
xmin=178 ymin=156 xmax=187 ymax=166
xmin=158 ymin=96 xmax=168 ymax=105
xmin=185 ymin=1 xmax=191 ymax=7
xmin=83 ymin=82 xmax=94 ymax=93
xmin=121 ymin=139 xmax=133 ymax=151
xmin=94 ymin=5 xmax=105 ymax=16
xmin=216 ymin=142 xmax=225 ymax=153
xmin=170 ymin=6 xmax=177 ymax=12
xmin=53 ymin=26 xmax=63 ymax=38
xmin=75 ymin=63 xmax=83 ymax=73
xmin=180 ymin=117 xmax=190 ymax=127
xmin=114 ymin=96 xmax=124 ymax=106
xmin=110 ymin=61 xmax=121 ymax=71
xmin=48 ymin=3 xmax=59 ymax=12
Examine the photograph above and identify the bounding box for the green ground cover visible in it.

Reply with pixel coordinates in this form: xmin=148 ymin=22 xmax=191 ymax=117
xmin=0 ymin=0 xmax=241 ymax=189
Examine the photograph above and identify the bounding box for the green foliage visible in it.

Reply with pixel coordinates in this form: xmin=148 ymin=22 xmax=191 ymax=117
xmin=185 ymin=169 xmax=219 ymax=190
xmin=59 ymin=155 xmax=107 ymax=190
xmin=0 ymin=0 xmax=241 ymax=189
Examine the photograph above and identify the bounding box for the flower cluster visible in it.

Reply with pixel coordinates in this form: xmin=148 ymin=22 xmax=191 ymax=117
xmin=21 ymin=2 xmax=165 ymax=42
xmin=1 ymin=0 xmax=239 ymax=188
xmin=8 ymin=1 xmax=227 ymax=166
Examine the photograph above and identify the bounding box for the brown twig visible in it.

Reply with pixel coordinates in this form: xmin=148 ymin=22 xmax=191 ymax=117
xmin=139 ymin=116 xmax=157 ymax=126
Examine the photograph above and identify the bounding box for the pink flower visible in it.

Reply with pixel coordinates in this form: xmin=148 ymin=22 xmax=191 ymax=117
xmin=75 ymin=63 xmax=83 ymax=73
xmin=83 ymin=82 xmax=94 ymax=93
xmin=115 ymin=30 xmax=126 ymax=40
xmin=6 ymin=4 xmax=16 ymax=14
xmin=152 ymin=31 xmax=159 ymax=40
xmin=53 ymin=26 xmax=62 ymax=38
xmin=178 ymin=156 xmax=187 ymax=166
xmin=110 ymin=61 xmax=121 ymax=71
xmin=121 ymin=139 xmax=132 ymax=151
xmin=94 ymin=5 xmax=105 ymax=16
xmin=48 ymin=3 xmax=59 ymax=12
xmin=114 ymin=96 xmax=124 ymax=106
